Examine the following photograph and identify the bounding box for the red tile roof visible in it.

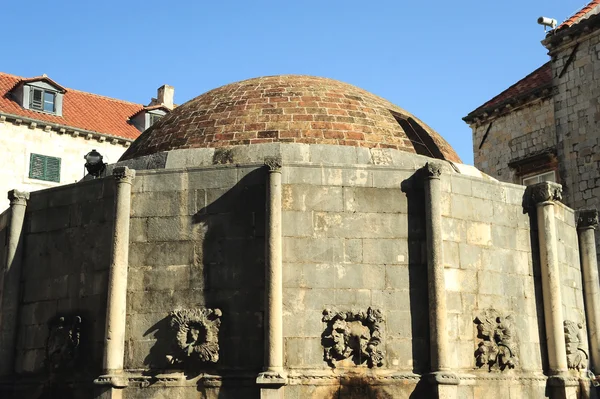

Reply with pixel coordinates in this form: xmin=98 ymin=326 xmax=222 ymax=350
xmin=464 ymin=62 xmax=552 ymax=122
xmin=557 ymin=0 xmax=600 ymax=30
xmin=0 ymin=72 xmax=144 ymax=140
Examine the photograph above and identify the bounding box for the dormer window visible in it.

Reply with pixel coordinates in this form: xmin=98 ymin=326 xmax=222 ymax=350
xmin=9 ymin=75 xmax=65 ymax=116
xmin=149 ymin=112 xmax=162 ymax=127
xmin=30 ymin=87 xmax=56 ymax=113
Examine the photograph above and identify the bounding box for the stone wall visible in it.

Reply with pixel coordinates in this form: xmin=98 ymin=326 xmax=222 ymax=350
xmin=440 ymin=175 xmax=546 ymax=377
xmin=471 ymin=97 xmax=555 ymax=182
xmin=13 ymin=178 xmax=114 ymax=377
xmin=550 ymin=33 xmax=600 ymax=211
xmin=0 ymin=119 xmax=128 ymax=210
xmin=125 ymin=166 xmax=265 ymax=385
xmin=280 ymin=164 xmax=428 ymax=374
xmin=555 ymin=204 xmax=587 ymax=347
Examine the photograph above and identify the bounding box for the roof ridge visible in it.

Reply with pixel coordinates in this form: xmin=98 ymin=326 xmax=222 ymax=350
xmin=464 ymin=62 xmax=552 ymax=121
xmin=557 ymin=0 xmax=600 ymax=29
xmin=0 ymin=71 xmax=143 ymax=107
xmin=67 ymin=87 xmax=144 ymax=107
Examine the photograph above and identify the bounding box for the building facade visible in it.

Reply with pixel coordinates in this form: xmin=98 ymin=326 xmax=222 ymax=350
xmin=464 ymin=0 xmax=600 ymax=259
xmin=0 ymin=75 xmax=598 ymax=398
xmin=0 ymin=72 xmax=174 ymax=210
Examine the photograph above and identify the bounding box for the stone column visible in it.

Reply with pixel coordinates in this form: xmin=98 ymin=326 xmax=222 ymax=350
xmin=529 ymin=182 xmax=568 ymax=374
xmin=422 ymin=163 xmax=458 ymax=397
xmin=577 ymin=209 xmax=600 ymax=373
xmin=257 ymin=157 xmax=287 ymax=399
xmin=95 ymin=167 xmax=135 ymax=397
xmin=0 ymin=190 xmax=29 ymax=376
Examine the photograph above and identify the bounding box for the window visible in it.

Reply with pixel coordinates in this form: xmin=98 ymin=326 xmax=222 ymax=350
xmin=30 ymin=87 xmax=56 ymax=113
xmin=390 ymin=111 xmax=445 ymax=159
xmin=522 ymin=170 xmax=556 ymax=186
xmin=148 ymin=113 xmax=162 ymax=127
xmin=29 ymin=153 xmax=61 ymax=182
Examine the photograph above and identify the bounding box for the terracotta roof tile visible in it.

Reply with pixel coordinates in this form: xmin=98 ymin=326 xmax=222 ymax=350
xmin=0 ymin=72 xmax=144 ymax=140
xmin=464 ymin=62 xmax=552 ymax=122
xmin=557 ymin=0 xmax=600 ymax=30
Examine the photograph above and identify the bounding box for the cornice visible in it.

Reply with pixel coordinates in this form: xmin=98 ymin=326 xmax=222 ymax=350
xmin=0 ymin=111 xmax=132 ymax=147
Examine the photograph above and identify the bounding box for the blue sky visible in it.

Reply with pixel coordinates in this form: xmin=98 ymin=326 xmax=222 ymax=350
xmin=3 ymin=1 xmax=588 ymax=164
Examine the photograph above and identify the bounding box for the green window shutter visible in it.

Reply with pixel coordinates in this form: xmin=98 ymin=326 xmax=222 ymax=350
xmin=29 ymin=153 xmax=61 ymax=182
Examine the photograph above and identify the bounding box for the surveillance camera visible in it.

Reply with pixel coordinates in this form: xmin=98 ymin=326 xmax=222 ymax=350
xmin=538 ymin=16 xmax=557 ymax=29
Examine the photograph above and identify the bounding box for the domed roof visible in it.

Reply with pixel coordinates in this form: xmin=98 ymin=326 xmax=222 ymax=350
xmin=120 ymin=75 xmax=460 ymax=162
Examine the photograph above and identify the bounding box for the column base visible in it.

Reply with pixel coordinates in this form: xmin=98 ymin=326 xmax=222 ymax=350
xmin=424 ymin=371 xmax=459 ymax=399
xmin=547 ymin=375 xmax=579 ymax=399
xmin=257 ymin=371 xmax=287 ymax=399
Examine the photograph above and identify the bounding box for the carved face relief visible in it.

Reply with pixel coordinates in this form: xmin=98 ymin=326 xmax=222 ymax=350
xmin=46 ymin=316 xmax=82 ymax=372
xmin=167 ymin=308 xmax=222 ymax=365
xmin=564 ymin=320 xmax=588 ymax=370
xmin=322 ymin=308 xmax=384 ymax=368
xmin=474 ymin=309 xmax=518 ymax=371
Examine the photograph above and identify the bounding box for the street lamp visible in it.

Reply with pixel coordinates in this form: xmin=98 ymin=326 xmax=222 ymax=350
xmin=84 ymin=149 xmax=107 ymax=178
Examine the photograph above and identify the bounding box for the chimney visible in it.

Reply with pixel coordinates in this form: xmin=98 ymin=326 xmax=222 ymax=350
xmin=157 ymin=84 xmax=174 ymax=109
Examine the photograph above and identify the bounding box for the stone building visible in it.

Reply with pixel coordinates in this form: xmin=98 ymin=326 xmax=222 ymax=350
xmin=463 ymin=1 xmax=600 ymax=256
xmin=0 ymin=72 xmax=174 ymax=210
xmin=0 ymin=75 xmax=599 ymax=398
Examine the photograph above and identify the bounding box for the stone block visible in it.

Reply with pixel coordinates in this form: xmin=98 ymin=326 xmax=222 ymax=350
xmin=385 ymin=265 xmax=410 ymax=290
xmin=491 ymin=225 xmax=517 ymax=249
xmin=127 ymin=289 xmax=206 ymax=314
xmin=187 ymin=167 xmax=238 ymax=189
xmin=447 ymin=292 xmax=462 ymax=314
xmin=444 ymin=268 xmax=477 ymax=293
xmin=371 ymin=169 xmax=414 ymax=189
xmin=284 ymin=337 xmax=323 ymax=367
xmin=314 ymin=212 xmax=408 ymax=239
xmin=443 ymin=240 xmax=460 ymax=268
xmin=386 ymin=310 xmax=413 ymax=338
xmin=384 ymin=337 xmax=415 ymax=370
xmin=492 ymin=202 xmax=519 ymax=227
xmin=343 ymin=238 xmax=363 ymax=263
xmin=129 ymin=241 xmax=195 ymax=267
xmin=164 ymin=148 xmax=215 ymax=168
xmin=334 ymin=288 xmax=371 ymax=307
xmin=283 ymin=166 xmax=322 ymax=185
xmin=280 ymin=143 xmax=310 ymax=163
xmin=458 ymin=243 xmax=483 ymax=270
xmin=303 ymin=264 xmax=336 ymax=288
xmin=372 ymin=289 xmax=411 ymax=311
xmin=283 ymin=263 xmax=305 ymax=288
xmin=334 ymin=264 xmax=384 ymax=289
xmin=282 ymin=211 xmax=313 ymax=237
xmin=283 ymin=237 xmax=343 ymax=263
xmin=441 ymin=217 xmax=466 ymax=242
xmin=146 ymin=216 xmax=202 ymax=242
xmin=142 ymin=171 xmax=186 ymax=192
xmin=451 ymin=176 xmax=472 ymax=196
xmin=282 ymin=184 xmax=343 ymax=212
xmin=466 ymin=222 xmax=492 ymax=246
xmin=310 ymin=144 xmax=357 ymax=164
xmin=343 ymin=168 xmax=373 ymax=186
xmin=131 ymin=191 xmax=190 ymax=217
xmin=471 ymin=180 xmax=506 ymax=201
xmin=343 ymin=187 xmax=407 ymax=213
xmin=363 ymin=238 xmax=408 ymax=265
xmin=129 ymin=217 xmax=148 ymax=242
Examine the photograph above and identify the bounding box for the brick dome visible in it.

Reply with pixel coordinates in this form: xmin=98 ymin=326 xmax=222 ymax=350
xmin=120 ymin=75 xmax=460 ymax=162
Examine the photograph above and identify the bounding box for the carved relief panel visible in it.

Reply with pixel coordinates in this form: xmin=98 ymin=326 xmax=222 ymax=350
xmin=166 ymin=308 xmax=222 ymax=365
xmin=564 ymin=320 xmax=588 ymax=370
xmin=474 ymin=309 xmax=518 ymax=371
xmin=46 ymin=316 xmax=82 ymax=372
xmin=321 ymin=308 xmax=384 ymax=368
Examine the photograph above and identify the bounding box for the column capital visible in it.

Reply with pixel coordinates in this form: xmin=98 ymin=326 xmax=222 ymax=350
xmin=8 ymin=189 xmax=29 ymax=206
xmin=113 ymin=166 xmax=135 ymax=184
xmin=577 ymin=209 xmax=599 ymax=229
xmin=423 ymin=162 xmax=443 ymax=179
xmin=527 ymin=182 xmax=562 ymax=206
xmin=264 ymin=157 xmax=282 ymax=173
